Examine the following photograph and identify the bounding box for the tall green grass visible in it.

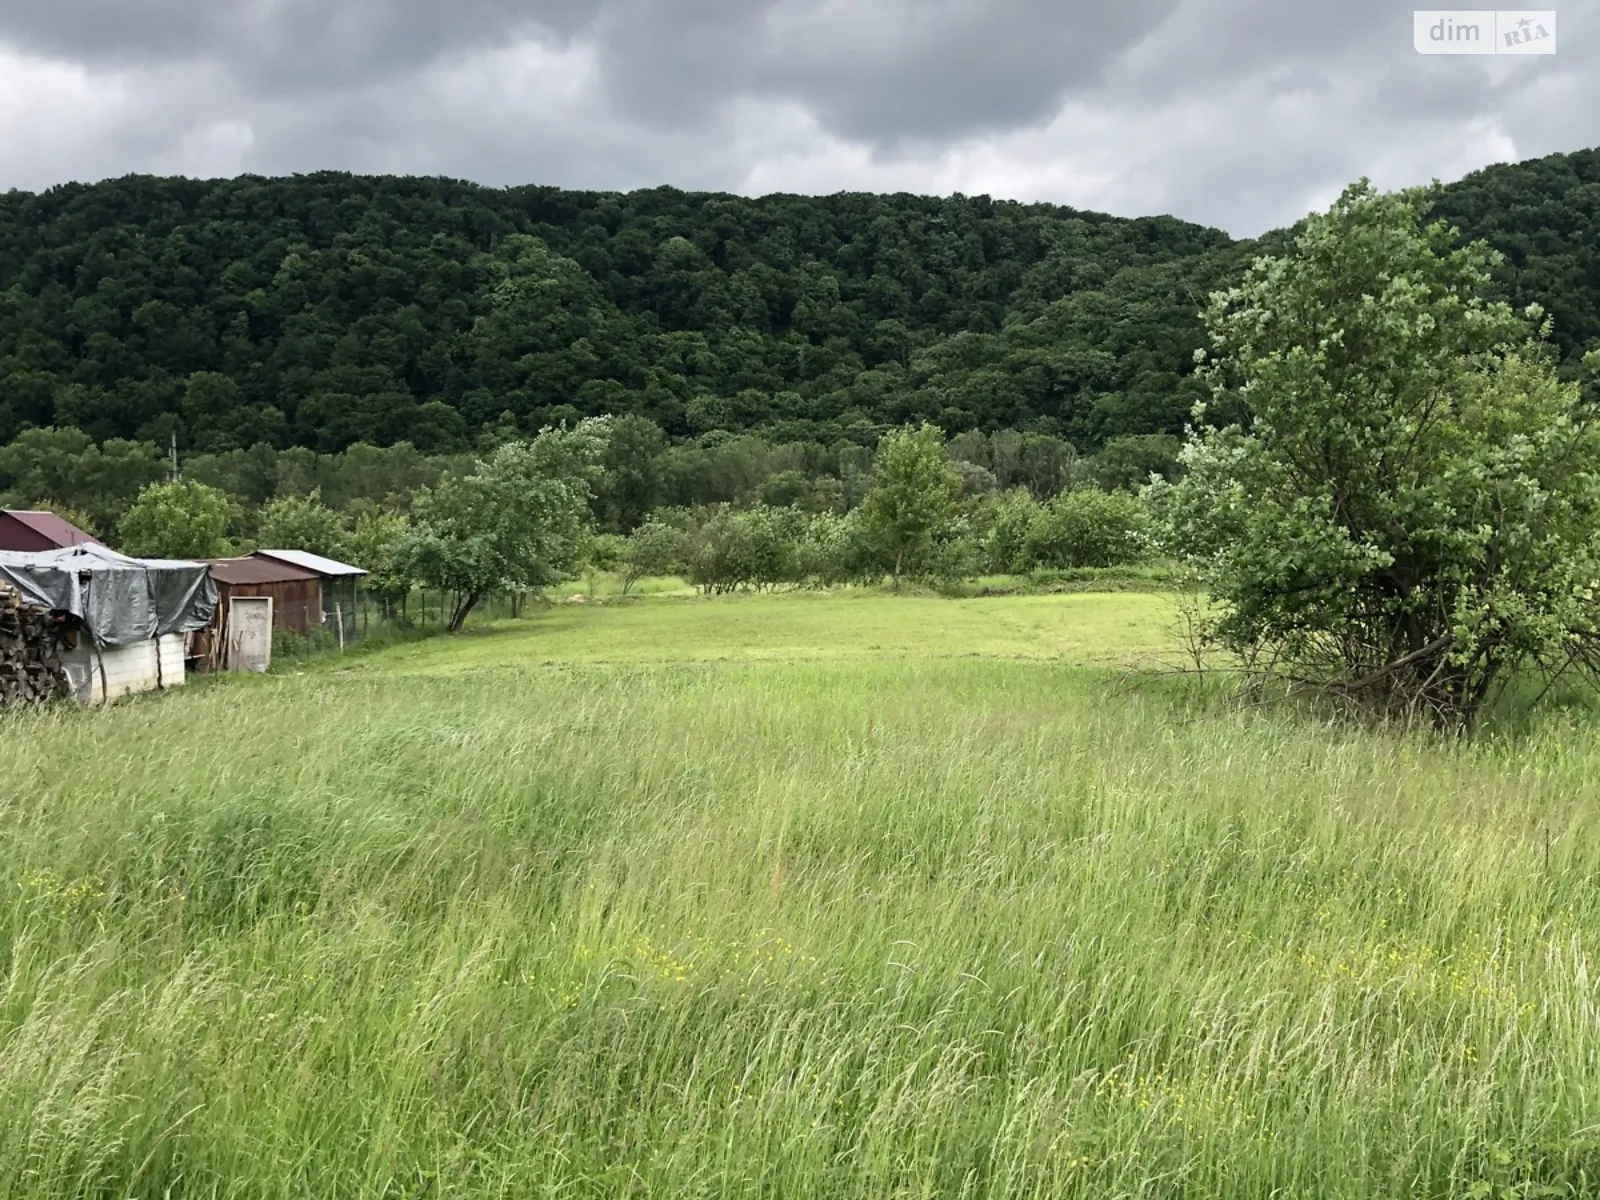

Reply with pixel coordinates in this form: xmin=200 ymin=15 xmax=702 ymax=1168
xmin=3 ymin=597 xmax=1599 ymax=1197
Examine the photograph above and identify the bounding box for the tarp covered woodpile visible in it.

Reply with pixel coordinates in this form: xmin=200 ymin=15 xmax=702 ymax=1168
xmin=0 ymin=582 xmax=75 ymax=707
xmin=0 ymin=545 xmax=219 ymax=647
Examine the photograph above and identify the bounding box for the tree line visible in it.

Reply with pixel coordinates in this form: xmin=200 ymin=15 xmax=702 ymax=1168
xmin=13 ymin=416 xmax=1161 ymax=631
xmin=0 ymin=414 xmax=1175 ymax=545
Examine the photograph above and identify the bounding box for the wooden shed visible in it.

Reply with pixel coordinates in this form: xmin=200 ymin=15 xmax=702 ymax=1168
xmin=194 ymin=556 xmax=323 ymax=671
xmin=253 ymin=550 xmax=369 ymax=647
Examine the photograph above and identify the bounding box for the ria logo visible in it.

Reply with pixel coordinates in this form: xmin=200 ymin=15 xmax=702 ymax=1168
xmin=1501 ymin=12 xmax=1554 ymax=45
xmin=1413 ymin=10 xmax=1557 ymax=53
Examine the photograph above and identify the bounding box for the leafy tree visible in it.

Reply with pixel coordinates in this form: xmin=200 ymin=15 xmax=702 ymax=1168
xmin=660 ymin=434 xmax=783 ymax=508
xmin=1153 ymin=180 xmax=1600 ymax=729
xmin=593 ymin=415 xmax=667 ymax=533
xmin=949 ymin=459 xmax=999 ymax=498
xmin=403 ymin=422 xmax=605 ymax=631
xmin=950 ymin=430 xmax=1081 ymax=498
xmin=255 ymin=489 xmax=350 ymax=559
xmin=116 ymin=479 xmax=232 ymax=559
xmin=346 ymin=508 xmax=413 ymax=619
xmin=858 ymin=423 xmax=963 ymax=591
xmin=1012 ymin=433 xmax=1081 ymax=499
xmin=1087 ymin=434 xmax=1183 ymax=492
xmin=0 ymin=427 xmax=164 ymax=532
xmin=805 ymin=475 xmax=848 ymax=514
xmin=755 ymin=470 xmax=815 ymax=509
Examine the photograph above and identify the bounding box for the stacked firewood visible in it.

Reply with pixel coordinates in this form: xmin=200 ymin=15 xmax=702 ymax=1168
xmin=0 ymin=583 xmax=76 ymax=707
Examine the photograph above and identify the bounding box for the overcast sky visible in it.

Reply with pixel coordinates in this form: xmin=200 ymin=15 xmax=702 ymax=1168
xmin=0 ymin=0 xmax=1594 ymax=236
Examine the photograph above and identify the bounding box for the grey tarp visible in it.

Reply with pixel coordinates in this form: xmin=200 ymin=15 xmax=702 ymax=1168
xmin=0 ymin=544 xmax=218 ymax=646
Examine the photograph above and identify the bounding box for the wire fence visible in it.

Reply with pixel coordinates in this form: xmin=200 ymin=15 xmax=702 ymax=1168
xmin=265 ymin=587 xmax=583 ymax=667
xmin=327 ymin=588 xmax=557 ymax=645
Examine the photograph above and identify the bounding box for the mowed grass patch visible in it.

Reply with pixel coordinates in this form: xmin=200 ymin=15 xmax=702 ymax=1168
xmin=2 ymin=596 xmax=1600 ymax=1197
xmin=349 ymin=590 xmax=1183 ymax=676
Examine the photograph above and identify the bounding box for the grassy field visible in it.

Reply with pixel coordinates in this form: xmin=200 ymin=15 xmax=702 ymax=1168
xmin=3 ymin=591 xmax=1600 ymax=1198
xmin=353 ymin=590 xmax=1183 ymax=673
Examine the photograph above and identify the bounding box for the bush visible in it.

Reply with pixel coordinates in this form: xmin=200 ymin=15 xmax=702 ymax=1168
xmin=587 ymin=533 xmax=628 ymax=573
xmin=1027 ymin=489 xmax=1152 ymax=569
xmin=916 ymin=516 xmax=984 ymax=590
xmin=620 ymin=521 xmax=684 ymax=594
xmin=680 ymin=505 xmax=803 ymax=593
xmin=982 ymin=488 xmax=1044 ymax=574
xmin=795 ymin=511 xmax=877 ymax=587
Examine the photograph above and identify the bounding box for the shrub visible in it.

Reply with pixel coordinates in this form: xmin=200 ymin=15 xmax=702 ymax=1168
xmin=983 ymin=488 xmax=1044 ymax=574
xmin=587 ymin=533 xmax=628 ymax=573
xmin=916 ymin=515 xmax=984 ymax=589
xmin=680 ymin=506 xmax=803 ymax=593
xmin=795 ymin=511 xmax=877 ymax=587
xmin=620 ymin=521 xmax=684 ymax=595
xmin=1027 ymin=489 xmax=1152 ymax=569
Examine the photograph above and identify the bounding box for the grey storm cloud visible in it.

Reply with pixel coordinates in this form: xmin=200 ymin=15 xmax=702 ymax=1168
xmin=0 ymin=0 xmax=1185 ymax=138
xmin=0 ymin=0 xmax=599 ymax=87
xmin=0 ymin=0 xmax=1597 ymax=236
xmin=589 ymin=0 xmax=1185 ymax=141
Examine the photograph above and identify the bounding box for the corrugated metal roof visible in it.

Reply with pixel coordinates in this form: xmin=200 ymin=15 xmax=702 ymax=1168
xmin=206 ymin=556 xmax=322 ymax=585
xmin=1 ymin=510 xmax=100 ymax=548
xmin=253 ymin=549 xmax=369 ymax=578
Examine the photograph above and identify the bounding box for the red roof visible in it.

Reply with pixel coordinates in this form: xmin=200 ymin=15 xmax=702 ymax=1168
xmin=205 ymin=557 xmax=322 ymax=585
xmin=0 ymin=510 xmax=101 ymax=551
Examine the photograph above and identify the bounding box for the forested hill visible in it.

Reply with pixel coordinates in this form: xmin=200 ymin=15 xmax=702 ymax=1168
xmin=0 ymin=147 xmax=1596 ymax=459
xmin=0 ymin=178 xmax=1237 ymax=454
xmin=1428 ymin=149 xmax=1600 ymax=361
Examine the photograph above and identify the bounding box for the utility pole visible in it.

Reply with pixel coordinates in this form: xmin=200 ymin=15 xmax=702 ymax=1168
xmin=169 ymin=431 xmax=181 ymax=481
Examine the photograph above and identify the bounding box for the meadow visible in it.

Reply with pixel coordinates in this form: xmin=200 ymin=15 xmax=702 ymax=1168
xmin=3 ymin=590 xmax=1599 ymax=1198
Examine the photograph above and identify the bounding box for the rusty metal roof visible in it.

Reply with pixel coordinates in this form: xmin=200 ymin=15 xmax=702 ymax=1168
xmin=0 ymin=510 xmax=101 ymax=549
xmin=205 ymin=556 xmax=322 ymax=585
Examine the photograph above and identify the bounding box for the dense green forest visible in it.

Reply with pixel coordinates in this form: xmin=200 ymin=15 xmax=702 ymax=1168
xmin=0 ymin=174 xmax=1243 ymax=454
xmin=0 ymin=147 xmax=1595 ymax=534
